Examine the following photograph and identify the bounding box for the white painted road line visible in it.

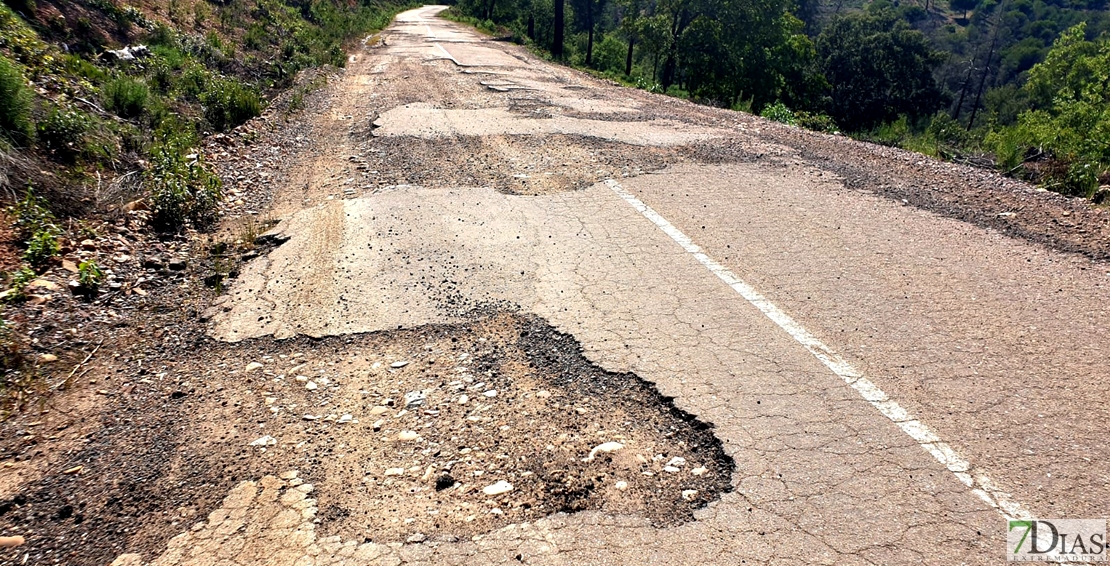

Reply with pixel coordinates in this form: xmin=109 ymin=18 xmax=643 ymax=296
xmin=605 ymin=178 xmax=1032 ymax=522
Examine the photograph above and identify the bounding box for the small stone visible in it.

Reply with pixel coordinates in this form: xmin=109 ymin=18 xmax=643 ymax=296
xmin=39 ymin=354 xmax=58 ymax=363
xmin=372 ymin=419 xmax=385 ymax=431
xmin=435 ymin=473 xmax=455 ymax=491
xmin=0 ymin=536 xmax=25 ymax=549
xmin=584 ymin=441 xmax=625 ymax=462
xmin=614 ymin=481 xmax=628 ymax=491
xmin=406 ymin=533 xmax=426 ymax=544
xmin=535 ymin=390 xmax=551 ymax=399
xmin=62 ymin=260 xmax=79 ymax=273
xmin=663 ymin=466 xmax=681 ymax=473
xmin=482 ymin=480 xmax=513 ymax=496
xmin=665 ymin=456 xmax=686 ymax=468
xmin=80 ymin=239 xmax=97 ymax=251
xmin=337 ymin=414 xmax=353 ymax=424
xmin=457 ymin=395 xmax=469 ymax=404
xmin=384 ymin=468 xmax=405 ymax=476
xmin=245 ymin=362 xmax=264 ymax=372
xmin=168 ymin=258 xmax=188 ymax=271
xmin=482 ymin=390 xmax=498 ymax=398
xmin=280 ymin=471 xmax=299 ymax=480
xmin=403 ymin=390 xmax=425 ymax=409
xmin=249 ymin=435 xmax=277 ymax=447
xmin=63 ymin=465 xmax=83 ymax=475
xmin=681 ymin=489 xmax=699 ymax=501
xmin=305 ymin=381 xmax=318 ymax=391
xmin=690 ymin=467 xmax=708 ymax=476
xmin=397 ymin=430 xmax=419 ymax=441
xmin=369 ymin=405 xmax=389 ymax=415
xmin=303 ymin=415 xmax=319 ymax=421
xmin=390 ymin=361 xmax=409 ymax=369
xmin=295 ymin=375 xmax=309 ymax=382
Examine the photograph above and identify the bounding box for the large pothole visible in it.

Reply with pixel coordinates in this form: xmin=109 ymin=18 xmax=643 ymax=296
xmin=189 ymin=311 xmax=734 ymax=543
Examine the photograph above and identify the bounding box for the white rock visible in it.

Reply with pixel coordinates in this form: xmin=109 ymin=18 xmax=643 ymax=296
xmin=384 ymin=468 xmax=405 ymax=476
xmin=457 ymin=395 xmax=469 ymax=404
xmin=614 ymin=480 xmax=628 ymax=491
xmin=337 ymin=414 xmax=353 ymax=424
xmin=246 ymin=362 xmax=264 ymax=372
xmin=295 ymin=375 xmax=309 ymax=382
xmin=663 ymin=466 xmax=681 ymax=473
xmin=482 ymin=480 xmax=514 ymax=496
xmin=305 ymin=381 xmax=318 ymax=391
xmin=681 ymin=489 xmax=699 ymax=501
xmin=303 ymin=414 xmax=319 ymax=421
xmin=691 ymin=467 xmax=708 ymax=476
xmin=249 ymin=435 xmax=276 ymax=447
xmin=390 ymin=361 xmax=410 ymax=369
xmin=665 ymin=456 xmax=686 ymax=468
xmin=397 ymin=430 xmax=420 ymax=441
xmin=584 ymin=441 xmax=625 ymax=462
xmin=535 ymin=390 xmax=551 ymax=399
xmin=482 ymin=390 xmax=498 ymax=398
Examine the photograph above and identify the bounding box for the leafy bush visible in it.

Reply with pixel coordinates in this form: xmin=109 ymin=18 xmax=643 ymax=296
xmin=760 ymin=101 xmax=797 ymax=126
xmin=147 ymin=133 xmax=222 ymax=232
xmin=9 ymin=188 xmax=53 ymax=239
xmin=5 ymin=266 xmax=35 ymax=301
xmin=102 ymin=77 xmax=150 ymax=119
xmin=201 ymin=78 xmax=261 ymax=132
xmin=23 ymin=225 xmax=60 ymax=266
xmin=37 ymin=107 xmax=91 ymax=160
xmin=795 ymin=111 xmax=838 ymax=133
xmin=0 ymin=55 xmax=33 ymax=146
xmin=77 ymin=260 xmax=104 ymax=291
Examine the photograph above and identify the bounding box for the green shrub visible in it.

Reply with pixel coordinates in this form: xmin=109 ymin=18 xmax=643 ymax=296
xmin=795 ymin=111 xmax=838 ymax=133
xmin=761 ymin=101 xmax=797 ymax=126
xmin=37 ymin=107 xmax=90 ymax=160
xmin=9 ymin=188 xmax=53 ymax=239
xmin=147 ymin=133 xmax=222 ymax=232
xmin=23 ymin=225 xmax=60 ymax=266
xmin=5 ymin=266 xmax=35 ymax=301
xmin=102 ymin=77 xmax=149 ymax=119
xmin=77 ymin=260 xmax=104 ymax=290
xmin=0 ymin=55 xmax=33 ymax=146
xmin=201 ymin=78 xmax=261 ymax=132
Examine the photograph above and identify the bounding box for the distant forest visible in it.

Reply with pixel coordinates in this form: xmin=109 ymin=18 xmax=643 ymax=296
xmin=447 ymin=0 xmax=1110 ymax=199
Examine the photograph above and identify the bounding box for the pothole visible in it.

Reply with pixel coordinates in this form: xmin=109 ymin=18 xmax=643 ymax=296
xmin=190 ymin=312 xmax=734 ymax=543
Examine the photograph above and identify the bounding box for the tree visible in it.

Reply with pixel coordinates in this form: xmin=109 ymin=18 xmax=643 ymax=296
xmin=950 ymin=0 xmax=977 ymax=20
xmin=816 ymin=10 xmax=944 ymax=131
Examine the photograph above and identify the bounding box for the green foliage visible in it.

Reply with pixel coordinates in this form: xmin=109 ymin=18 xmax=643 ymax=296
xmin=9 ymin=187 xmax=52 ymax=239
xmin=77 ymin=260 xmax=104 ymax=290
xmin=146 ymin=133 xmax=222 ymax=232
xmin=794 ymin=110 xmax=838 ymax=133
xmin=985 ymin=23 xmax=1110 ymax=197
xmin=22 ymin=225 xmax=59 ymax=266
xmin=6 ymin=266 xmax=35 ymax=300
xmin=201 ymin=77 xmax=261 ymax=132
xmin=0 ymin=55 xmax=32 ymax=146
xmin=37 ymin=107 xmax=90 ymax=160
xmin=760 ymin=101 xmax=797 ymax=125
xmin=102 ymin=77 xmax=150 ymax=119
xmin=816 ymin=10 xmax=944 ymax=132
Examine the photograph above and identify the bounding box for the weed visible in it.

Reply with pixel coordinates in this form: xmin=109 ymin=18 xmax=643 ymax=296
xmin=9 ymin=187 xmax=52 ymax=239
xmin=147 ymin=132 xmax=222 ymax=232
xmin=5 ymin=265 xmax=35 ymax=301
xmin=102 ymin=77 xmax=150 ymax=119
xmin=77 ymin=259 xmax=104 ymax=291
xmin=761 ymin=101 xmax=797 ymax=126
xmin=0 ymin=55 xmax=33 ymax=146
xmin=37 ymin=106 xmax=91 ymax=161
xmin=23 ymin=225 xmax=60 ymax=266
xmin=201 ymin=77 xmax=261 ymax=132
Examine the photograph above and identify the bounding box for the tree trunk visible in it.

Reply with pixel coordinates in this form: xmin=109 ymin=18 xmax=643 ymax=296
xmin=528 ymin=14 xmax=535 ymax=39
xmin=625 ymin=36 xmax=635 ymax=76
xmin=553 ymin=0 xmax=564 ymax=58
xmin=585 ymin=2 xmax=595 ymax=66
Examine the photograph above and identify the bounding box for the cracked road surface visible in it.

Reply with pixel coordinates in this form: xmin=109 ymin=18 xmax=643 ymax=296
xmin=115 ymin=5 xmax=1108 ymax=565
